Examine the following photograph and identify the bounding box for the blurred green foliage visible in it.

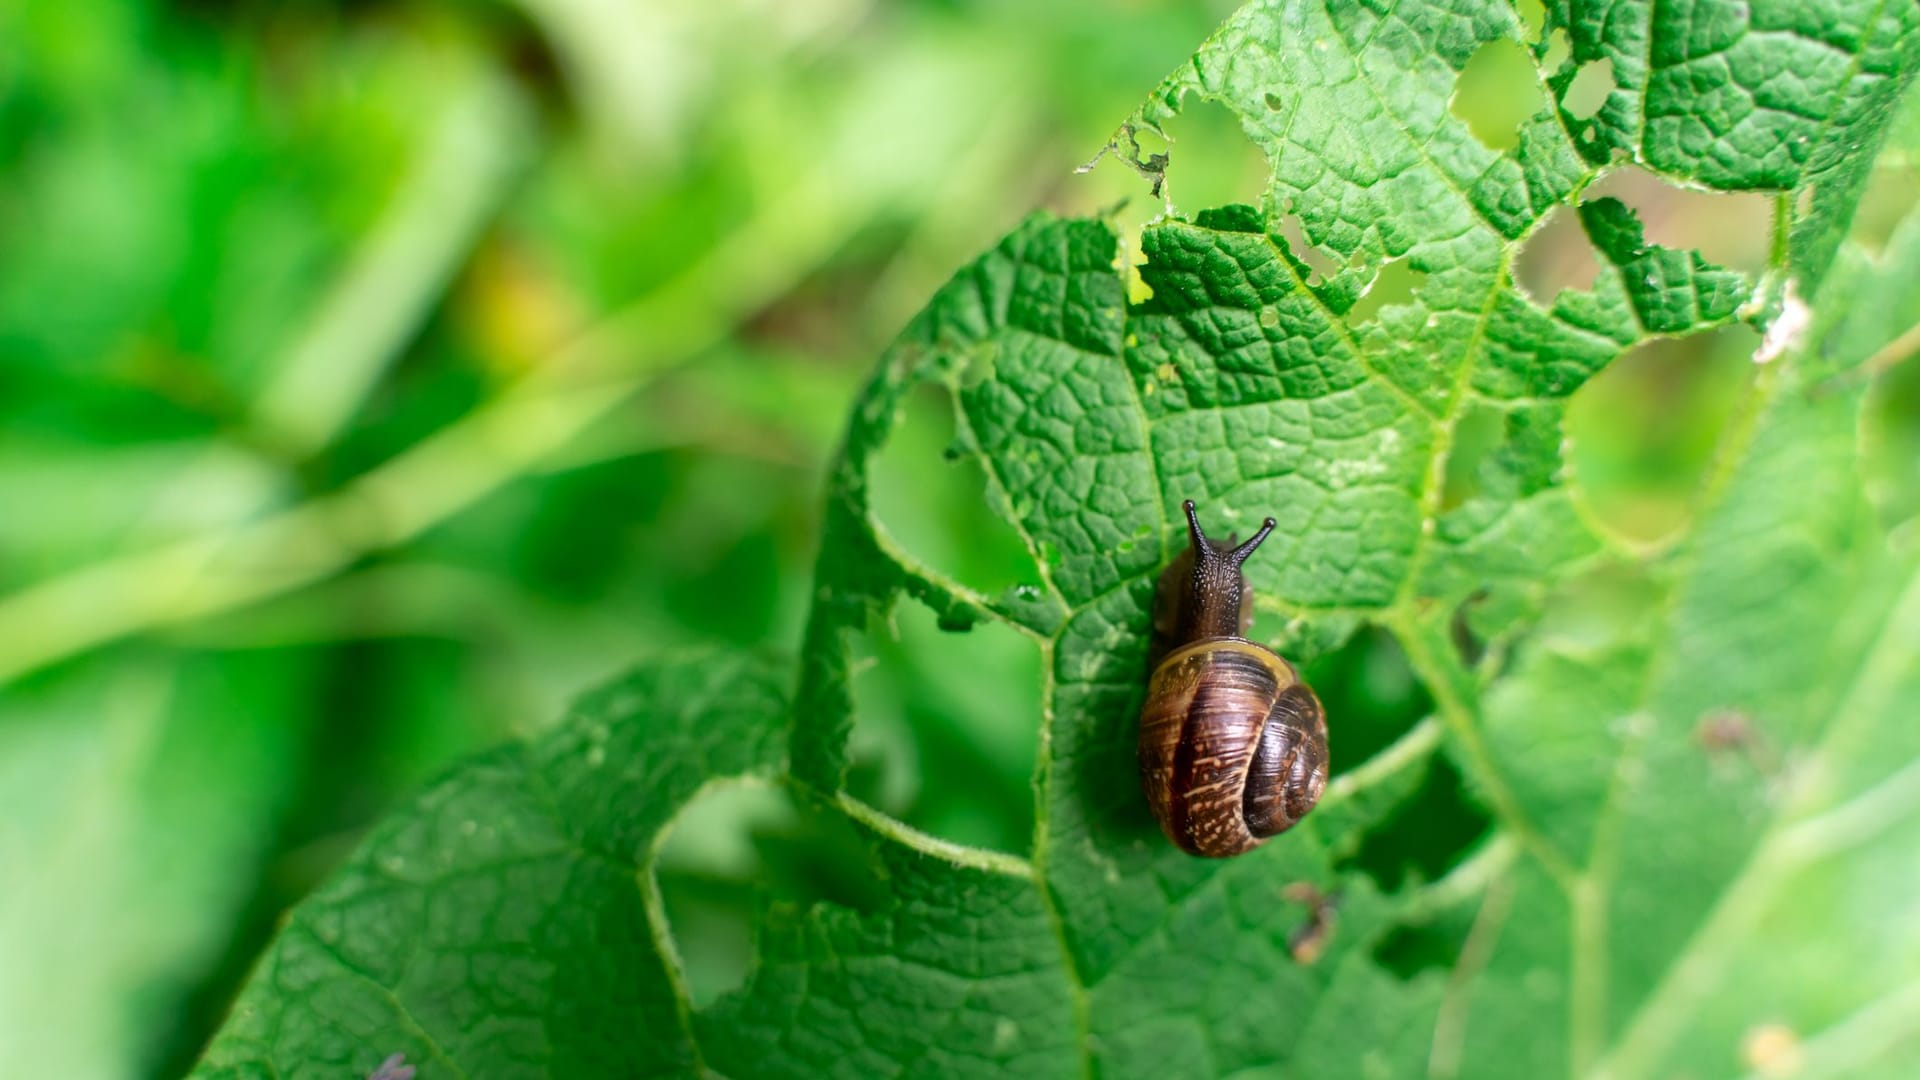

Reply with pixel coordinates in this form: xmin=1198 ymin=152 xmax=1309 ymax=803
xmin=1 ymin=0 xmax=1915 ymax=1077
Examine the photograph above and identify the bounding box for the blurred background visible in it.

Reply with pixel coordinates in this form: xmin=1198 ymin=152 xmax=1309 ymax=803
xmin=1 ymin=1 xmax=1914 ymax=1077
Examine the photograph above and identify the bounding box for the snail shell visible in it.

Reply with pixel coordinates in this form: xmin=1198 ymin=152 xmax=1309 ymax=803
xmin=1137 ymin=501 xmax=1329 ymax=858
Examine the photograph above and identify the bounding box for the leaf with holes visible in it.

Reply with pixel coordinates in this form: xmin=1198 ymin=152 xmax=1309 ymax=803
xmin=195 ymin=1 xmax=1920 ymax=1077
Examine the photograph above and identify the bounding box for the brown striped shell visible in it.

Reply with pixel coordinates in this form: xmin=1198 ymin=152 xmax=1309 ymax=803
xmin=1137 ymin=502 xmax=1329 ymax=858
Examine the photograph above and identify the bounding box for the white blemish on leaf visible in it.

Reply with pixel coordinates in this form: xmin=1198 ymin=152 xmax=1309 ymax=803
xmin=368 ymin=1053 xmax=416 ymax=1080
xmin=1753 ymin=281 xmax=1809 ymax=364
xmin=1323 ymin=455 xmax=1389 ymax=488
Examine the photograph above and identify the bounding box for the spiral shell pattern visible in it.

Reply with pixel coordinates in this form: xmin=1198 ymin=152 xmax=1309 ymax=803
xmin=1138 ymin=638 xmax=1329 ymax=857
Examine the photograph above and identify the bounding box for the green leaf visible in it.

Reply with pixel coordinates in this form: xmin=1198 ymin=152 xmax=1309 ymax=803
xmin=196 ymin=2 xmax=1920 ymax=1077
xmin=194 ymin=654 xmax=789 ymax=1076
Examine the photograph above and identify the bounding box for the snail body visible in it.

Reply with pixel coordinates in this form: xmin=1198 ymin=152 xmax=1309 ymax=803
xmin=1138 ymin=501 xmax=1329 ymax=858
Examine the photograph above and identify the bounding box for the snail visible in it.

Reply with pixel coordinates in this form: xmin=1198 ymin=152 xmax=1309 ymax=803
xmin=1137 ymin=500 xmax=1329 ymax=858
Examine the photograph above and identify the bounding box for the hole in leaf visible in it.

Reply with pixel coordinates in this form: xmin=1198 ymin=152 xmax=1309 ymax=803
xmin=1565 ymin=324 xmax=1758 ymax=544
xmin=1516 ymin=0 xmax=1547 ymax=44
xmin=844 ymin=618 xmax=920 ymax=813
xmin=1579 ymin=167 xmax=1774 ymax=275
xmin=1438 ymin=398 xmax=1506 ymax=511
xmin=1271 ymin=212 xmax=1342 ymax=286
xmin=1515 ymin=203 xmax=1607 ymax=304
xmin=1299 ymin=626 xmax=1434 ymax=779
xmin=654 ymin=870 xmax=757 ymax=1008
xmin=656 ymin=781 xmax=888 ymax=1007
xmin=1793 ymin=183 xmax=1817 ymax=224
xmin=752 ymin=799 xmax=893 ymax=911
xmin=846 ymin=600 xmax=1041 ymax=857
xmin=869 ymin=382 xmax=1045 ymax=600
xmin=1341 ymin=750 xmax=1494 ymax=893
xmin=655 ymin=782 xmax=791 ymax=1007
xmin=1374 ymin=906 xmax=1477 ymax=979
xmin=1347 ymin=258 xmax=1429 ymax=323
xmin=1450 ymin=38 xmax=1546 ymax=152
xmin=1150 ymin=96 xmax=1267 ymax=214
xmin=1562 ymin=58 xmax=1614 ymax=120
xmin=1540 ymin=28 xmax=1571 ymax=72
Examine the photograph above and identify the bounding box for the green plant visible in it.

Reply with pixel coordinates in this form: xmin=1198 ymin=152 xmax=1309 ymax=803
xmin=186 ymin=0 xmax=1920 ymax=1076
